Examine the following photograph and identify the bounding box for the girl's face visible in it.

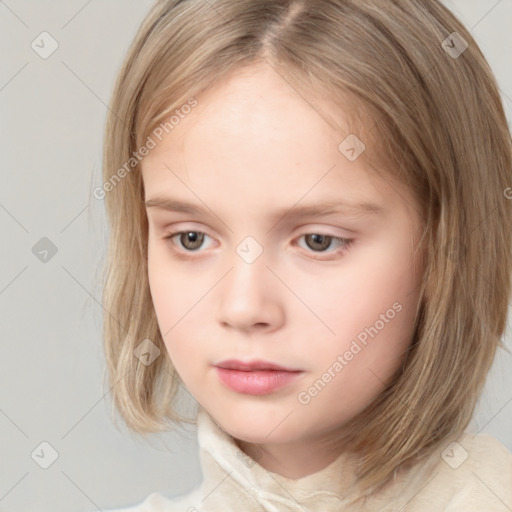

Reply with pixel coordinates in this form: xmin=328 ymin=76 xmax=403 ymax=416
xmin=142 ymin=62 xmax=424 ymax=459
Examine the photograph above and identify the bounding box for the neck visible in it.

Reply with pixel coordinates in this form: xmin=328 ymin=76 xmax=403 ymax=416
xmin=235 ymin=435 xmax=345 ymax=479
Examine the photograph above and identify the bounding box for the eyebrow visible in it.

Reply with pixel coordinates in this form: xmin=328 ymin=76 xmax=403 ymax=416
xmin=144 ymin=196 xmax=384 ymax=222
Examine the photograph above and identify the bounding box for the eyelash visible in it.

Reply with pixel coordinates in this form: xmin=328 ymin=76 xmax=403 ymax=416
xmin=162 ymin=231 xmax=354 ymax=261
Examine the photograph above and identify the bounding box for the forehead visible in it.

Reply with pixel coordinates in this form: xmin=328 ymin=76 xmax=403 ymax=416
xmin=141 ymin=62 xmax=416 ymax=223
xmin=144 ymin=62 xmax=358 ymax=154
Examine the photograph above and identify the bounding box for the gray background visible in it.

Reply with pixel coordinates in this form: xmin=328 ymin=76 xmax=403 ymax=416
xmin=1 ymin=1 xmax=511 ymax=510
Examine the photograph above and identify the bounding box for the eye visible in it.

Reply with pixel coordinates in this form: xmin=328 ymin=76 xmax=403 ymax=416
xmin=163 ymin=230 xmax=353 ymax=260
xmin=296 ymin=233 xmax=353 ymax=258
xmin=164 ymin=231 xmax=213 ymax=252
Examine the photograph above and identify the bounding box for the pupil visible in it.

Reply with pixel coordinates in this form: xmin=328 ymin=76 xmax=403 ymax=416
xmin=308 ymin=234 xmax=330 ymax=251
xmin=182 ymin=232 xmax=203 ymax=250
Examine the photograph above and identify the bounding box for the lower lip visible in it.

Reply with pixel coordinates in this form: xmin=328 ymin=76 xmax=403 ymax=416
xmin=215 ymin=367 xmax=303 ymax=395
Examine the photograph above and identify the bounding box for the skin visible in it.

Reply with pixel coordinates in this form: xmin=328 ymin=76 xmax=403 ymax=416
xmin=142 ymin=61 xmax=425 ymax=479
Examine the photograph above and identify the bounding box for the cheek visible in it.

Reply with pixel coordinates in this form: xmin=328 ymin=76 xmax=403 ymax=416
xmin=294 ymin=233 xmax=421 ymax=381
xmin=292 ymin=264 xmax=418 ymax=424
xmin=301 ymin=239 xmax=419 ymax=337
xmin=147 ymin=239 xmax=201 ymax=325
xmin=147 ymin=246 xmax=217 ymax=386
xmin=148 ymin=248 xmax=175 ymax=328
xmin=147 ymin=248 xmax=192 ymax=351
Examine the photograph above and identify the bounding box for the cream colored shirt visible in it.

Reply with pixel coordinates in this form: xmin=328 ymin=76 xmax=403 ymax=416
xmin=105 ymin=406 xmax=512 ymax=511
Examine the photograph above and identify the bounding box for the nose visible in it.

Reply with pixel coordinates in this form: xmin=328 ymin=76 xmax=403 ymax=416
xmin=216 ymin=247 xmax=284 ymax=333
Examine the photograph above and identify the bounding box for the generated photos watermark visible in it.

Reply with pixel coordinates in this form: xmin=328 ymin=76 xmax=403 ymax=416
xmin=93 ymin=97 xmax=198 ymax=200
xmin=297 ymin=301 xmax=403 ymax=405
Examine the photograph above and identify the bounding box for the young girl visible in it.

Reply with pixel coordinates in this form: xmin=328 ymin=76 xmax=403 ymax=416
xmin=98 ymin=0 xmax=512 ymax=510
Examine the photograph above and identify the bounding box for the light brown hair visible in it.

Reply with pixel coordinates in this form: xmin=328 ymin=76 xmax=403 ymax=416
xmin=99 ymin=0 xmax=512 ymax=502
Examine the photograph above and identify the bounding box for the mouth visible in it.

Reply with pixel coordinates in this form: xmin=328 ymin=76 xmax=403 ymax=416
xmin=213 ymin=359 xmax=302 ymax=372
xmin=213 ymin=359 xmax=304 ymax=395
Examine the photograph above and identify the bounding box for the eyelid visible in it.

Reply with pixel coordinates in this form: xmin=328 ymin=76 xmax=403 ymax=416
xmin=160 ymin=221 xmax=354 ymax=237
xmin=162 ymin=226 xmax=354 ymax=260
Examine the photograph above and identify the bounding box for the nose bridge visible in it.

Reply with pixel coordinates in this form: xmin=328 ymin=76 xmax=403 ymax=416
xmin=235 ymin=235 xmax=266 ymax=268
xmin=216 ymin=235 xmax=280 ymax=329
xmin=227 ymin=235 xmax=269 ymax=299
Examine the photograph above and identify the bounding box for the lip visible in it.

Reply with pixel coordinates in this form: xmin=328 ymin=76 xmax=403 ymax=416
xmin=214 ymin=359 xmax=301 ymax=372
xmin=213 ymin=359 xmax=304 ymax=395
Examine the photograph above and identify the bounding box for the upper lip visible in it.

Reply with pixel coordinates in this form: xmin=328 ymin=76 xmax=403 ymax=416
xmin=214 ymin=359 xmax=302 ymax=372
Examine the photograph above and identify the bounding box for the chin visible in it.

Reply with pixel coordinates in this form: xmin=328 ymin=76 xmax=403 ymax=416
xmin=209 ymin=406 xmax=302 ymax=444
